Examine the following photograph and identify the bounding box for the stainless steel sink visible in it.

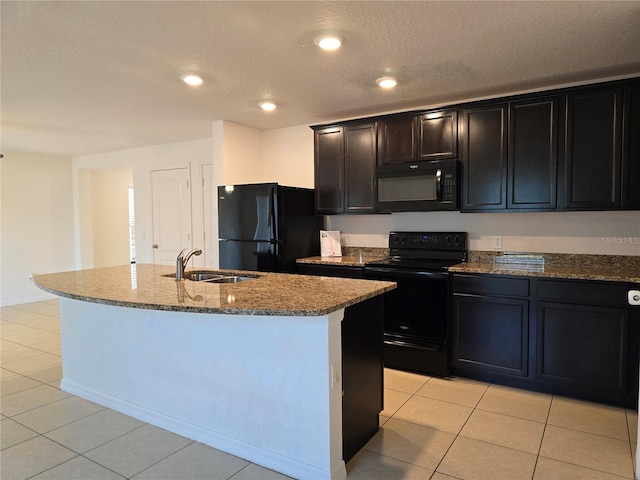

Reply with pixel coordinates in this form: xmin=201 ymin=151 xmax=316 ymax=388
xmin=206 ymin=276 xmax=253 ymax=283
xmin=186 ymin=272 xmax=225 ymax=282
xmin=163 ymin=270 xmax=255 ymax=283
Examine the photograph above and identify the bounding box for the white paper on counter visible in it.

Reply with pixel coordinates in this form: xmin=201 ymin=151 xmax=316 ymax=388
xmin=320 ymin=231 xmax=342 ymax=257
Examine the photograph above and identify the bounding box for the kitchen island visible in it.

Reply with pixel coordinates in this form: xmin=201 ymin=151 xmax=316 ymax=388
xmin=34 ymin=264 xmax=396 ymax=480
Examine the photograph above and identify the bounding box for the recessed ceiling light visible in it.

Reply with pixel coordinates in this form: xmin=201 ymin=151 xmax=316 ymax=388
xmin=180 ymin=74 xmax=203 ymax=86
xmin=314 ymin=34 xmax=343 ymax=51
xmin=259 ymin=101 xmax=277 ymax=111
xmin=376 ymin=76 xmax=397 ymax=89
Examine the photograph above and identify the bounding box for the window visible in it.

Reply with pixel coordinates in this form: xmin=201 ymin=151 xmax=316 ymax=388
xmin=128 ymin=186 xmax=136 ymax=263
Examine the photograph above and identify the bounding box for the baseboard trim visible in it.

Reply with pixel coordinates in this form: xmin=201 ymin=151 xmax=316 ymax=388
xmin=61 ymin=378 xmax=346 ymax=480
xmin=1 ymin=292 xmax=56 ymax=307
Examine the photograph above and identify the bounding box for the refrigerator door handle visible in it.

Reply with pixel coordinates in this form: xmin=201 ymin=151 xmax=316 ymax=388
xmin=267 ymin=185 xmax=273 ymax=227
xmin=268 ymin=185 xmax=276 ymax=237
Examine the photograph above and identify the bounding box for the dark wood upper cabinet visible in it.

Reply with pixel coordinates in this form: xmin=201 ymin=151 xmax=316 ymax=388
xmin=312 ymin=122 xmax=376 ymax=214
xmin=622 ymin=83 xmax=640 ymax=209
xmin=378 ymin=111 xmax=458 ymax=165
xmin=462 ymin=98 xmax=558 ymax=212
xmin=377 ymin=115 xmax=417 ymax=165
xmin=418 ymin=110 xmax=458 ymax=161
xmin=344 ymin=123 xmax=376 ymax=213
xmin=313 ymin=126 xmax=344 ymax=214
xmin=563 ymin=87 xmax=623 ymax=210
xmin=508 ymin=97 xmax=558 ymax=210
xmin=460 ymin=104 xmax=508 ymax=211
xmin=313 ymin=78 xmax=639 ymax=215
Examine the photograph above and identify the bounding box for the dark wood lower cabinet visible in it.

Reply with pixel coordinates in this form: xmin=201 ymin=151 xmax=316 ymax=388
xmin=451 ymin=274 xmax=638 ymax=408
xmin=297 ymin=263 xmax=382 ymax=461
xmin=537 ymin=301 xmax=628 ymax=395
xmin=453 ymin=295 xmax=528 ymax=377
xmin=342 ymin=295 xmax=383 ymax=462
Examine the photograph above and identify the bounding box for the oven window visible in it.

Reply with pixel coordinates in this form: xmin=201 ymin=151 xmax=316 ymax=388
xmin=378 ymin=175 xmax=437 ymax=202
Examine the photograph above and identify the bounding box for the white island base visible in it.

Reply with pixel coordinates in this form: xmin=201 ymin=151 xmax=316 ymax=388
xmin=59 ymin=298 xmax=347 ymax=480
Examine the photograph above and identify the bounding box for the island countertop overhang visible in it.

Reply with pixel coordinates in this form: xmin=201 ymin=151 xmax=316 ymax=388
xmin=34 ymin=264 xmax=396 ymax=316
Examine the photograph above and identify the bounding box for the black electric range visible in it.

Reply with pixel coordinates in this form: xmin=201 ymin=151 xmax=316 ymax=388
xmin=364 ymin=231 xmax=468 ymax=376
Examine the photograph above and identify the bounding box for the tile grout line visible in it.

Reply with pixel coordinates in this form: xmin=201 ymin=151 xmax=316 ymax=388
xmin=529 ymin=392 xmax=556 ymax=479
xmin=20 ymin=438 xmax=129 ymax=480
xmin=119 ymin=438 xmax=196 ymax=480
xmin=16 ymin=345 xmax=218 ymax=480
xmin=626 ymin=409 xmax=638 ymax=479
xmin=372 ymin=376 xmax=444 ymax=476
xmin=5 ymin=305 xmax=636 ymax=480
xmin=427 ymin=378 xmax=492 ymax=477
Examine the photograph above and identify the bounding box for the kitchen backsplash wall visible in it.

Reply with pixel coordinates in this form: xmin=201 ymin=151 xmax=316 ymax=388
xmin=326 ymin=210 xmax=640 ymax=256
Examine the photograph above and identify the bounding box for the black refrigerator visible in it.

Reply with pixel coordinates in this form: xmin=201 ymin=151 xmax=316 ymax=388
xmin=218 ymin=183 xmax=323 ymax=272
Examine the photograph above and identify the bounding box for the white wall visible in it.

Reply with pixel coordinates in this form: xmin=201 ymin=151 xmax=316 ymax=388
xmin=73 ymin=138 xmax=212 ymax=267
xmin=1 ymin=151 xmax=75 ymax=305
xmin=326 ymin=210 xmax=640 ymax=256
xmin=71 ymin=123 xmax=312 ymax=277
xmin=262 ymin=125 xmax=315 ymax=188
xmin=218 ymin=121 xmax=264 ymax=185
xmin=207 ymin=121 xmax=315 ymax=267
xmin=77 ymin=169 xmax=94 ymax=268
xmin=90 ymin=168 xmax=133 ymax=267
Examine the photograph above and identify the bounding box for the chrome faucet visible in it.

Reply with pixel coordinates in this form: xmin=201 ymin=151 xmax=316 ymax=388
xmin=176 ymin=248 xmax=202 ymax=281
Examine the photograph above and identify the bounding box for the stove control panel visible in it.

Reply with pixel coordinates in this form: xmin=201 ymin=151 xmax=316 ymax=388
xmin=389 ymin=231 xmax=467 ymax=250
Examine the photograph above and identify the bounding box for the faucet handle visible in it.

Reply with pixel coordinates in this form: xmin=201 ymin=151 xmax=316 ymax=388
xmin=177 ymin=248 xmax=186 ymax=259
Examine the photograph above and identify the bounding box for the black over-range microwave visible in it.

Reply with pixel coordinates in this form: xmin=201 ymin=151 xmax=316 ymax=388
xmin=375 ymin=159 xmax=459 ymax=212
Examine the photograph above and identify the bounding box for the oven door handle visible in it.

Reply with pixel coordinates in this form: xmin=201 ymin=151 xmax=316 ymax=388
xmin=384 ymin=339 xmax=440 ymax=352
xmin=364 ymin=267 xmax=449 ymax=281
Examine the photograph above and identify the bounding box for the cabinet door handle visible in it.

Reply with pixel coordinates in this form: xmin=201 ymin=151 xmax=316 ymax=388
xmin=152 ymin=244 xmax=159 ymax=249
xmin=629 ymin=290 xmax=640 ymax=305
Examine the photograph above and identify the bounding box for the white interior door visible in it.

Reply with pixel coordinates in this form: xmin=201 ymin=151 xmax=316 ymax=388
xmin=151 ymin=167 xmax=192 ymax=265
xmin=202 ymin=164 xmax=215 ymax=268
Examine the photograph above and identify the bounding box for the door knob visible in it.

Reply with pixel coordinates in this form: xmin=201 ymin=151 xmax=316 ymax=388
xmin=152 ymin=244 xmax=159 ymax=249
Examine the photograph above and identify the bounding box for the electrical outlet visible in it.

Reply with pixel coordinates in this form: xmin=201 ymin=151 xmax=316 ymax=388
xmin=330 ymin=363 xmax=341 ymax=389
xmin=493 ymin=236 xmax=503 ymax=249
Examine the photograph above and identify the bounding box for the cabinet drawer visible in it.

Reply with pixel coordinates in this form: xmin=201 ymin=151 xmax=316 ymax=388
xmin=452 ymin=274 xmax=529 ymax=297
xmin=297 ymin=264 xmax=365 ymax=279
xmin=538 ymin=279 xmax=630 ymax=306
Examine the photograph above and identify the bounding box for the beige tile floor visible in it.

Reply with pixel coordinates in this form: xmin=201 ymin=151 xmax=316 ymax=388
xmin=1 ymin=299 xmax=637 ymax=479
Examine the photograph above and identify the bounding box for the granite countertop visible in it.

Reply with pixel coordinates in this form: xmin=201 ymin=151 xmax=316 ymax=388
xmin=298 ymin=249 xmax=639 ymax=284
xmin=450 ymin=252 xmax=640 ymax=284
xmin=296 ymin=246 xmax=389 ymax=267
xmin=34 ymin=264 xmax=396 ymax=316
xmin=297 ymin=255 xmax=387 ymax=267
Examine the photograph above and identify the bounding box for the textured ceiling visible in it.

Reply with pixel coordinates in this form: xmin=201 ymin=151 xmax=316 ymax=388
xmin=2 ymin=1 xmax=639 ymax=157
